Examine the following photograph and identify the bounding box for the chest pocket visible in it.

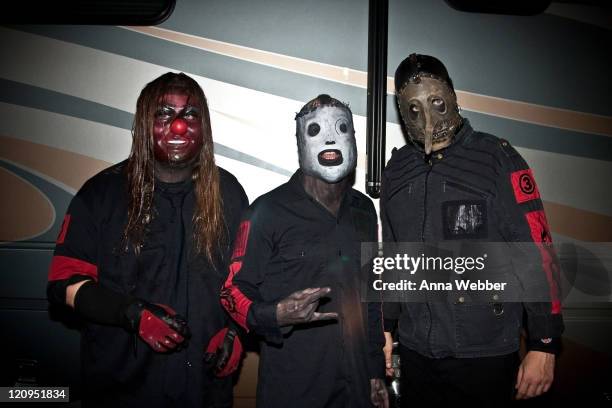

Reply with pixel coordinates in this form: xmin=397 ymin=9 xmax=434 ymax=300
xmin=443 ymin=179 xmax=489 ymax=199
xmin=441 ymin=179 xmax=490 ymax=240
xmin=274 ymin=241 xmax=327 ymax=292
xmin=442 ymin=200 xmax=488 ymax=240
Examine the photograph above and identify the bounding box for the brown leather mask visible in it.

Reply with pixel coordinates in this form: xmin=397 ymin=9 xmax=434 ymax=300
xmin=397 ymin=76 xmax=462 ymax=155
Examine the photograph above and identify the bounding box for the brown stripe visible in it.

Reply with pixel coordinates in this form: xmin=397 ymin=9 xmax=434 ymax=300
xmin=0 ymin=135 xmax=111 ymax=191
xmin=0 ymin=166 xmax=54 ymax=241
xmin=124 ymin=26 xmax=612 ymax=137
xmin=544 ymin=201 xmax=612 ymax=242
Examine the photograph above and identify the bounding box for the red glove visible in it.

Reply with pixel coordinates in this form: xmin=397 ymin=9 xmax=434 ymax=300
xmin=204 ymin=327 xmax=243 ymax=377
xmin=130 ymin=302 xmax=191 ymax=352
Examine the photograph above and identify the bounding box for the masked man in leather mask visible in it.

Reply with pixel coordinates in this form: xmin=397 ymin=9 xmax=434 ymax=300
xmin=47 ymin=72 xmax=248 ymax=407
xmin=380 ymin=54 xmax=564 ymax=405
xmin=221 ymin=94 xmax=388 ymax=408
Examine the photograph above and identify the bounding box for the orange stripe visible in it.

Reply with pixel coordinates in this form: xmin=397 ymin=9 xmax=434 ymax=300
xmin=124 ymin=26 xmax=612 ymax=137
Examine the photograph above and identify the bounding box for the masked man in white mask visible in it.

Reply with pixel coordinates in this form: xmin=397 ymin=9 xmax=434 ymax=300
xmin=221 ymin=95 xmax=388 ymax=408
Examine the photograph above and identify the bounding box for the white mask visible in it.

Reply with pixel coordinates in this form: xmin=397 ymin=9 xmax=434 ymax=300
xmin=296 ymin=105 xmax=357 ymax=183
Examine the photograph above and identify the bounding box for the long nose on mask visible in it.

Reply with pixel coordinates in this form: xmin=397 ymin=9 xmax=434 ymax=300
xmin=170 ymin=118 xmax=188 ymax=135
xmin=423 ymin=113 xmax=434 ymax=155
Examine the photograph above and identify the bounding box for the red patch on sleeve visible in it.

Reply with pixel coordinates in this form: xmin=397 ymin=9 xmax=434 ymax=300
xmin=510 ymin=169 xmax=540 ymax=204
xmin=525 ymin=210 xmax=561 ymax=314
xmin=525 ymin=210 xmax=552 ymax=243
xmin=48 ymin=255 xmax=98 ymax=281
xmin=56 ymin=214 xmax=71 ymax=244
xmin=231 ymin=220 xmax=251 ymax=259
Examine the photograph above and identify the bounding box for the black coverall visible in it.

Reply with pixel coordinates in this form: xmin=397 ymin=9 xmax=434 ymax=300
xmin=47 ymin=161 xmax=248 ymax=407
xmin=380 ymin=120 xmax=563 ymax=404
xmin=221 ymin=170 xmax=385 ymax=408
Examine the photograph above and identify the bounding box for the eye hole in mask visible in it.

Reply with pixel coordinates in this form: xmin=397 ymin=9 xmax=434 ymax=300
xmin=431 ymin=97 xmax=446 ymax=113
xmin=308 ymin=123 xmax=321 ymax=137
xmin=335 ymin=118 xmax=349 ymax=135
xmin=408 ymin=103 xmax=420 ymax=120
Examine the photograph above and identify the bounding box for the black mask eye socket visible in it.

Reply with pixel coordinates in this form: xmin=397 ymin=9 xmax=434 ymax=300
xmin=182 ymin=108 xmax=200 ymax=120
xmin=335 ymin=118 xmax=350 ymax=135
xmin=155 ymin=106 xmax=173 ymax=119
xmin=407 ymin=104 xmax=420 ymax=120
xmin=307 ymin=123 xmax=321 ymax=137
xmin=431 ymin=98 xmax=446 ymax=113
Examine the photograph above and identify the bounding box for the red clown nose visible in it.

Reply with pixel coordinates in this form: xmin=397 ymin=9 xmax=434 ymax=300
xmin=170 ymin=118 xmax=188 ymax=135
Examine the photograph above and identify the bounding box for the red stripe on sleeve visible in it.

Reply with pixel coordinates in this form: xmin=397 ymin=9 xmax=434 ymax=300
xmin=48 ymin=255 xmax=98 ymax=281
xmin=56 ymin=214 xmax=71 ymax=244
xmin=511 ymin=169 xmax=541 ymax=204
xmin=221 ymin=260 xmax=253 ymax=330
xmin=525 ymin=210 xmax=562 ymax=314
xmin=221 ymin=220 xmax=254 ymax=330
xmin=231 ymin=220 xmax=251 ymax=259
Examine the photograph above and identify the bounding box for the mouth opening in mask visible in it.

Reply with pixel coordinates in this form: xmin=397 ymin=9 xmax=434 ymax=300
xmin=318 ymin=149 xmax=343 ymax=166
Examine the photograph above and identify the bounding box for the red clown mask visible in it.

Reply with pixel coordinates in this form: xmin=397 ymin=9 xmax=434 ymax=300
xmin=153 ymin=93 xmax=204 ymax=166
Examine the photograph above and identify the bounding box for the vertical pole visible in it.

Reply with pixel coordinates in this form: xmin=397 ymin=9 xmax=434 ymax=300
xmin=365 ymin=0 xmax=388 ymax=198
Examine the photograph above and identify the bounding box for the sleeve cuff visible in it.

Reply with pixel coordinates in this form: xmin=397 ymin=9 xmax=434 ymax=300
xmin=247 ymin=301 xmax=284 ymax=344
xmin=367 ymin=351 xmax=386 ymax=379
xmin=384 ymin=318 xmax=397 ymax=332
xmin=527 ymin=312 xmax=564 ymax=340
xmin=528 ymin=337 xmax=561 ymax=355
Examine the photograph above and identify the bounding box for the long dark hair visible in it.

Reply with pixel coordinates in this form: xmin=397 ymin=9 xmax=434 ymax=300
xmin=124 ymin=72 xmax=225 ymax=263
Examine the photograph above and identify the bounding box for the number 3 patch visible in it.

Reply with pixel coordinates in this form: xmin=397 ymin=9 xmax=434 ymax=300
xmin=510 ymin=169 xmax=540 ymax=203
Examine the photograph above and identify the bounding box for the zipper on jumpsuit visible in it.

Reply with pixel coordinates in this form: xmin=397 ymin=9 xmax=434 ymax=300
xmin=421 ymin=157 xmax=434 ymax=356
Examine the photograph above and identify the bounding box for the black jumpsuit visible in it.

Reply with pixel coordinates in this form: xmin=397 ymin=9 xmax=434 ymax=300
xmin=380 ymin=120 xmax=563 ymax=404
xmin=221 ymin=170 xmax=385 ymax=408
xmin=47 ymin=161 xmax=248 ymax=407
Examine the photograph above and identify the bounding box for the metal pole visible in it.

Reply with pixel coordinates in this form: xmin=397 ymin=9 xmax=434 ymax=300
xmin=365 ymin=0 xmax=388 ymax=198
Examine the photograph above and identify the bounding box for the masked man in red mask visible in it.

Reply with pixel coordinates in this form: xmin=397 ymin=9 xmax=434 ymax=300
xmin=47 ymin=72 xmax=248 ymax=407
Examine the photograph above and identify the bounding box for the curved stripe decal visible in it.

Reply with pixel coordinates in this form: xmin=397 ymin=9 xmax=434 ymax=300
xmin=3 ymin=27 xmax=610 ymax=162
xmin=0 ymin=166 xmax=55 ymax=242
xmin=124 ymin=26 xmax=612 ymax=138
xmin=0 ymin=160 xmax=72 ymax=243
xmin=0 ymin=135 xmax=111 ymax=193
